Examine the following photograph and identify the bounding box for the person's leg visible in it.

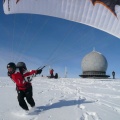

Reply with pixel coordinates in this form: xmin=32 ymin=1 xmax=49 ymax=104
xmin=51 ymin=74 xmax=54 ymax=78
xmin=17 ymin=90 xmax=29 ymax=110
xmin=25 ymin=86 xmax=35 ymax=107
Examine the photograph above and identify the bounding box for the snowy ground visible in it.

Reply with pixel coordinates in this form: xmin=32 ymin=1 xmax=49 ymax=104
xmin=0 ymin=77 xmax=120 ymax=120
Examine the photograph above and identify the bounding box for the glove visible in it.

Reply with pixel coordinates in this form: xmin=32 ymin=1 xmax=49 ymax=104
xmin=36 ymin=69 xmax=42 ymax=74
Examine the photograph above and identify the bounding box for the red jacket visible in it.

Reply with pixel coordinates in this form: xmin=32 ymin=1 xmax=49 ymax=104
xmin=10 ymin=69 xmax=37 ymax=91
xmin=50 ymin=69 xmax=54 ymax=75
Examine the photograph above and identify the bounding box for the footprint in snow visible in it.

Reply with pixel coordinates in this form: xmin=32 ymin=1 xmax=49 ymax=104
xmin=47 ymin=98 xmax=54 ymax=106
xmin=86 ymin=112 xmax=99 ymax=120
xmin=79 ymin=104 xmax=85 ymax=110
xmin=80 ymin=113 xmax=88 ymax=120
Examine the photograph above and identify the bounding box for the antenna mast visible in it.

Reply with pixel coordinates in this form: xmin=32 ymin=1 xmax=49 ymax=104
xmin=65 ymin=67 xmax=67 ymax=78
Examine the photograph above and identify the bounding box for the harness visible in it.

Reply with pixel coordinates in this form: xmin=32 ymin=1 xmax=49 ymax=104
xmin=16 ymin=67 xmax=31 ymax=91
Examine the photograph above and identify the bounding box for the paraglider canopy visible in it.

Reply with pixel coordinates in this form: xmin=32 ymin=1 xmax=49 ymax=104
xmin=3 ymin=0 xmax=120 ymax=38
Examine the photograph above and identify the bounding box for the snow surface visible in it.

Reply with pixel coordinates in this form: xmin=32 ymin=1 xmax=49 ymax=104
xmin=0 ymin=77 xmax=120 ymax=120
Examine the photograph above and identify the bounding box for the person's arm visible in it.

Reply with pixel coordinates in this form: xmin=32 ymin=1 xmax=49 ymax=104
xmin=23 ymin=69 xmax=42 ymax=82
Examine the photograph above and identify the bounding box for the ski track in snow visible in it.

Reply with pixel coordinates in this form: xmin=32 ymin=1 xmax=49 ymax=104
xmin=1 ymin=77 xmax=120 ymax=120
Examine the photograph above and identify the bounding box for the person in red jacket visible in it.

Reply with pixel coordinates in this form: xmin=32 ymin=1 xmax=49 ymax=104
xmin=50 ymin=69 xmax=54 ymax=78
xmin=7 ymin=62 xmax=42 ymax=111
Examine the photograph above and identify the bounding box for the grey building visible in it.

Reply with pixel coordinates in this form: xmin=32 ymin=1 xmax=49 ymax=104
xmin=80 ymin=50 xmax=110 ymax=78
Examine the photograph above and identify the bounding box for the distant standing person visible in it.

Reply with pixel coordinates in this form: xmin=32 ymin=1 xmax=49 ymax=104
xmin=50 ymin=69 xmax=54 ymax=78
xmin=112 ymin=71 xmax=115 ymax=79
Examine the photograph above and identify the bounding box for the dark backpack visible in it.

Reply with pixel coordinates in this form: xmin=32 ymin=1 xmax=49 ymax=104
xmin=16 ymin=62 xmax=27 ymax=75
xmin=54 ymin=73 xmax=58 ymax=79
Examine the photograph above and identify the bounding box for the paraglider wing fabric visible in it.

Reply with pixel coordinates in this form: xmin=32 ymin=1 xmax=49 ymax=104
xmin=91 ymin=0 xmax=120 ymax=16
xmin=3 ymin=0 xmax=120 ymax=38
xmin=16 ymin=0 xmax=20 ymax=4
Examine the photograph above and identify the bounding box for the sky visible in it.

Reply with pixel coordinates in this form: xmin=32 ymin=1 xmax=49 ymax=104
xmin=1 ymin=1 xmax=120 ymax=78
xmin=0 ymin=77 xmax=120 ymax=120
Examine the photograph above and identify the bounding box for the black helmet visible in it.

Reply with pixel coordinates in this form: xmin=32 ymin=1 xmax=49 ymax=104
xmin=7 ymin=62 xmax=16 ymax=74
xmin=7 ymin=62 xmax=16 ymax=69
xmin=16 ymin=62 xmax=27 ymax=70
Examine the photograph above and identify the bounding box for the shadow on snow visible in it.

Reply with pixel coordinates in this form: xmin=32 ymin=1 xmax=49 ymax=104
xmin=29 ymin=99 xmax=94 ymax=115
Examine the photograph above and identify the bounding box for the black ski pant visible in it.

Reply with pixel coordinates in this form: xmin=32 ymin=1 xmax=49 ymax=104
xmin=17 ymin=86 xmax=35 ymax=111
xmin=50 ymin=74 xmax=54 ymax=78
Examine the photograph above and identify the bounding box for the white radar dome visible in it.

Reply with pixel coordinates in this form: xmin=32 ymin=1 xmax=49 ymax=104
xmin=81 ymin=51 xmax=108 ymax=72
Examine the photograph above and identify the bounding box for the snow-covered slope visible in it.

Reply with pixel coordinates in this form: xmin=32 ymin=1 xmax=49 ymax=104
xmin=0 ymin=77 xmax=120 ymax=120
